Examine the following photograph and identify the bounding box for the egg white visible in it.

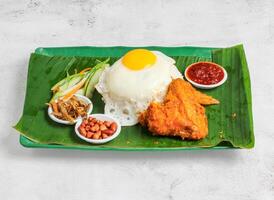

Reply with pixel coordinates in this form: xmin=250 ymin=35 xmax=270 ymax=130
xmin=95 ymin=51 xmax=183 ymax=126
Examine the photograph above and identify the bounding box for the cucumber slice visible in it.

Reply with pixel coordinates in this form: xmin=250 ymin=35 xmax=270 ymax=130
xmin=51 ymin=73 xmax=84 ymax=91
xmin=85 ymin=64 xmax=109 ymax=98
xmin=76 ymin=88 xmax=85 ymax=95
xmin=58 ymin=74 xmax=84 ymax=92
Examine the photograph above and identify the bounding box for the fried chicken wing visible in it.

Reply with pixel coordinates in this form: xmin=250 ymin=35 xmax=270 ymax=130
xmin=139 ymin=78 xmax=219 ymax=140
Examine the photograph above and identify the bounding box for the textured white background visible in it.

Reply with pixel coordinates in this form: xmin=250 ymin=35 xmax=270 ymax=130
xmin=0 ymin=0 xmax=273 ymax=199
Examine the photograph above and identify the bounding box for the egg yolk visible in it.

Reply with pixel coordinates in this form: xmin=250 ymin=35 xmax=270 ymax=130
xmin=122 ymin=49 xmax=156 ymax=70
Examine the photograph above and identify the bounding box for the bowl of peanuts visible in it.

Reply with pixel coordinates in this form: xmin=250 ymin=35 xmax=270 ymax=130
xmin=75 ymin=114 xmax=121 ymax=144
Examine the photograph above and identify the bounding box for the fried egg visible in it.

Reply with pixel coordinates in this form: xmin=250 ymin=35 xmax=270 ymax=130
xmin=95 ymin=49 xmax=183 ymax=126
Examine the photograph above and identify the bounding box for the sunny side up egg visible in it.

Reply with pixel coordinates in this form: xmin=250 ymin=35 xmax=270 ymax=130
xmin=95 ymin=49 xmax=183 ymax=126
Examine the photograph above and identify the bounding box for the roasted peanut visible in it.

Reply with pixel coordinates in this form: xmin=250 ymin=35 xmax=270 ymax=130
xmin=79 ymin=127 xmax=87 ymax=137
xmin=110 ymin=122 xmax=117 ymax=132
xmin=85 ymin=125 xmax=90 ymax=131
xmin=80 ymin=117 xmax=118 ymax=140
xmin=91 ymin=124 xmax=99 ymax=132
xmin=87 ymin=131 xmax=93 ymax=138
xmin=80 ymin=124 xmax=85 ymax=129
xmin=100 ymin=124 xmax=107 ymax=131
xmin=92 ymin=131 xmax=101 ymax=139
xmin=104 ymin=121 xmax=112 ymax=127
xmin=102 ymin=129 xmax=115 ymax=135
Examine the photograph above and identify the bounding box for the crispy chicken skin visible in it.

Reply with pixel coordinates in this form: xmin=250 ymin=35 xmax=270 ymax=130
xmin=139 ymin=78 xmax=219 ymax=140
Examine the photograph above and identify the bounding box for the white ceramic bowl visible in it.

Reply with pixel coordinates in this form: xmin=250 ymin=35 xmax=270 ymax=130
xmin=75 ymin=114 xmax=121 ymax=144
xmin=48 ymin=94 xmax=93 ymax=125
xmin=184 ymin=62 xmax=228 ymax=89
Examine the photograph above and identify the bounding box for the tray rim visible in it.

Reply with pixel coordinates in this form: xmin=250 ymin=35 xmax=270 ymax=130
xmin=20 ymin=135 xmax=236 ymax=151
xmin=19 ymin=45 xmax=252 ymax=151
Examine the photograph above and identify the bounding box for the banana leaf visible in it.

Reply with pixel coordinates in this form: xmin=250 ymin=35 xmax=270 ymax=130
xmin=14 ymin=45 xmax=254 ymax=150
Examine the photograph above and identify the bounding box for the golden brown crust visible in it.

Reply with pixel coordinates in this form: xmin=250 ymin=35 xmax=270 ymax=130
xmin=139 ymin=78 xmax=219 ymax=140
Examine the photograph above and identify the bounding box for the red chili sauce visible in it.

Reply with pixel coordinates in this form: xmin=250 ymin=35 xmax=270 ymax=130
xmin=186 ymin=62 xmax=224 ymax=85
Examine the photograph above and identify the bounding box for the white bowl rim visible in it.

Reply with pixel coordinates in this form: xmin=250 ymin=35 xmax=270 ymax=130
xmin=48 ymin=94 xmax=93 ymax=125
xmin=184 ymin=61 xmax=228 ymax=89
xmin=74 ymin=114 xmax=121 ymax=144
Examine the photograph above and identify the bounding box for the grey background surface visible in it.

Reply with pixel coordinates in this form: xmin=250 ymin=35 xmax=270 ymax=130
xmin=0 ymin=0 xmax=273 ymax=199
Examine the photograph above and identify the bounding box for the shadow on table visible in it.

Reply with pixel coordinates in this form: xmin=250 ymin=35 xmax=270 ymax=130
xmin=3 ymin=133 xmax=243 ymax=164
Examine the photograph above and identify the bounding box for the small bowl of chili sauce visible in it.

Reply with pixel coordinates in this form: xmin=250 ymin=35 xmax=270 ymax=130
xmin=184 ymin=61 xmax=227 ymax=89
